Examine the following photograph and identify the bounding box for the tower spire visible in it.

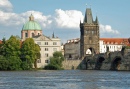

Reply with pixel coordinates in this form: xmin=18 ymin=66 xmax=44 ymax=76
xmin=84 ymin=8 xmax=93 ymax=24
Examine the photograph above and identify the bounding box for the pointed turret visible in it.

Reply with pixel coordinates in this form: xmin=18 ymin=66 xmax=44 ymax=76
xmin=95 ymin=16 xmax=99 ymax=24
xmin=52 ymin=32 xmax=55 ymax=38
xmin=84 ymin=8 xmax=93 ymax=24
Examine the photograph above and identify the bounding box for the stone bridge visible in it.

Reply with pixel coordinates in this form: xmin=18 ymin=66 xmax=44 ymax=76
xmin=81 ymin=47 xmax=130 ymax=70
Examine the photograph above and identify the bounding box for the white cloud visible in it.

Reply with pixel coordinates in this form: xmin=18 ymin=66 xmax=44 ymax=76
xmin=0 ymin=11 xmax=24 ymax=26
xmin=21 ymin=11 xmax=52 ymax=28
xmin=0 ymin=8 xmax=84 ymax=30
xmin=100 ymin=24 xmax=120 ymax=34
xmin=0 ymin=0 xmax=13 ymax=12
xmin=0 ymin=0 xmax=52 ymax=28
xmin=0 ymin=10 xmax=52 ymax=28
xmin=54 ymin=9 xmax=84 ymax=29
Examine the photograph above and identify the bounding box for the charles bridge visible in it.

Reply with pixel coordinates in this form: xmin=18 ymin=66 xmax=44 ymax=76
xmin=62 ymin=47 xmax=130 ymax=70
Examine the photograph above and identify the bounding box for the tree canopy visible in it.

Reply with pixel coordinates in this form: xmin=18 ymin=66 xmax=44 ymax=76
xmin=21 ymin=38 xmax=41 ymax=69
xmin=44 ymin=51 xmax=64 ymax=70
xmin=0 ymin=36 xmax=41 ymax=70
xmin=0 ymin=36 xmax=22 ymax=70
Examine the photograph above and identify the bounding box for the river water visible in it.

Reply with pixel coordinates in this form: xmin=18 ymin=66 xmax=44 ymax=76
xmin=0 ymin=70 xmax=130 ymax=89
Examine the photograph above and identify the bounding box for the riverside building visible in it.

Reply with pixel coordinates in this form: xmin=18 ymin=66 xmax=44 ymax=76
xmin=21 ymin=14 xmax=61 ymax=68
xmin=64 ymin=38 xmax=130 ymax=59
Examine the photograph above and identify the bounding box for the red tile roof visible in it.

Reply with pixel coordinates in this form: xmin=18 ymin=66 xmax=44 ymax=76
xmin=0 ymin=40 xmax=2 ymax=44
xmin=100 ymin=38 xmax=130 ymax=46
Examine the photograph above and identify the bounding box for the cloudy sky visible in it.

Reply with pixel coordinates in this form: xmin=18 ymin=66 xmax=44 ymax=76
xmin=0 ymin=0 xmax=130 ymax=43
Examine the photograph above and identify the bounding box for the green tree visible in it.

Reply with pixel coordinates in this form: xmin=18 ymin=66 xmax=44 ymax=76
xmin=0 ymin=36 xmax=22 ymax=70
xmin=8 ymin=56 xmax=22 ymax=70
xmin=0 ymin=37 xmax=6 ymax=56
xmin=51 ymin=51 xmax=64 ymax=67
xmin=44 ymin=51 xmax=64 ymax=70
xmin=34 ymin=44 xmax=41 ymax=69
xmin=4 ymin=35 xmax=21 ymax=58
xmin=0 ymin=55 xmax=9 ymax=70
xmin=21 ymin=38 xmax=38 ymax=69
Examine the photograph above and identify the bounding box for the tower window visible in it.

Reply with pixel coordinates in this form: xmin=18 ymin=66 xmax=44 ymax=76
xmin=89 ymin=37 xmax=92 ymax=40
xmin=25 ymin=33 xmax=28 ymax=37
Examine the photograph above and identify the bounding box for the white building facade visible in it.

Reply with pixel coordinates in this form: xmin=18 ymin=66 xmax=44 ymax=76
xmin=100 ymin=38 xmax=129 ymax=53
xmin=33 ymin=35 xmax=61 ymax=68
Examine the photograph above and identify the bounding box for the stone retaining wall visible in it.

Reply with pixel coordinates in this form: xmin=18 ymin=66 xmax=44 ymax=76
xmin=62 ymin=60 xmax=81 ymax=69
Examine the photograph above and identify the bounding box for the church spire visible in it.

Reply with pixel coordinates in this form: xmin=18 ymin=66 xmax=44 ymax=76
xmin=29 ymin=14 xmax=34 ymax=21
xmin=84 ymin=8 xmax=93 ymax=24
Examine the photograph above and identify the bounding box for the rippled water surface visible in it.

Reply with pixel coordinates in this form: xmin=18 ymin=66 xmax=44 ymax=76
xmin=0 ymin=70 xmax=130 ymax=89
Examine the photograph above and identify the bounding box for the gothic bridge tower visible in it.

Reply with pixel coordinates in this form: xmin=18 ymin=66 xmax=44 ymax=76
xmin=80 ymin=8 xmax=99 ymax=59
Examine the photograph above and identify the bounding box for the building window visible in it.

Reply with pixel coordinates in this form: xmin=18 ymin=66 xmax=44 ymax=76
xmin=25 ymin=33 xmax=28 ymax=37
xmin=53 ymin=48 xmax=57 ymax=52
xmin=53 ymin=42 xmax=57 ymax=45
xmin=45 ymin=53 xmax=49 ymax=57
xmin=45 ymin=48 xmax=48 ymax=51
xmin=37 ymin=42 xmax=41 ymax=45
xmin=86 ymin=31 xmax=87 ymax=34
xmin=45 ymin=60 xmax=49 ymax=63
xmin=89 ymin=37 xmax=92 ymax=40
xmin=88 ymin=30 xmax=89 ymax=34
xmin=45 ymin=42 xmax=48 ymax=45
xmin=92 ymin=31 xmax=94 ymax=35
xmin=37 ymin=59 xmax=41 ymax=63
xmin=32 ymin=33 xmax=34 ymax=37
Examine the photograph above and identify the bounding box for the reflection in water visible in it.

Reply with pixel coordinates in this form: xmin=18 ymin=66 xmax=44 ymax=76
xmin=0 ymin=70 xmax=130 ymax=89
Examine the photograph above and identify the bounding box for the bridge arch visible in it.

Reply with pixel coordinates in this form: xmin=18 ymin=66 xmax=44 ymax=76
xmin=110 ymin=56 xmax=122 ymax=70
xmin=95 ymin=56 xmax=105 ymax=70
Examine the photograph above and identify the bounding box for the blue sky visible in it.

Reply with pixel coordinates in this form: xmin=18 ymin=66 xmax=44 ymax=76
xmin=0 ymin=0 xmax=130 ymax=43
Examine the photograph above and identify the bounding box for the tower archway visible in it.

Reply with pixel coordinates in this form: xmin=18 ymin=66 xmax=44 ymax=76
xmin=86 ymin=47 xmax=95 ymax=55
xmin=86 ymin=48 xmax=92 ymax=55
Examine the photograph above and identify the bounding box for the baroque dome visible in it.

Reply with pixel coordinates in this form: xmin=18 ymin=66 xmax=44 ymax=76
xmin=22 ymin=14 xmax=42 ymax=30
